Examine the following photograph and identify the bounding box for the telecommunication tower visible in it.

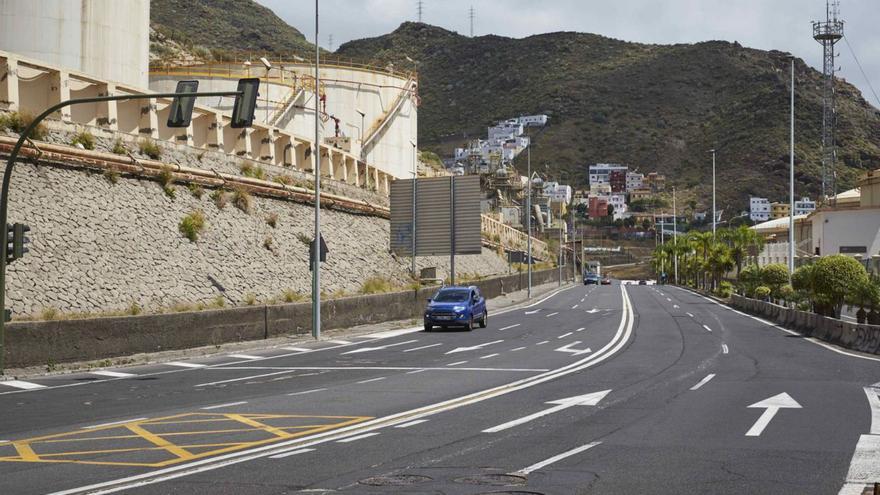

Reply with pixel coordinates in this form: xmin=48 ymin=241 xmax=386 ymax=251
xmin=469 ymin=6 xmax=475 ymax=37
xmin=812 ymin=0 xmax=844 ymax=199
xmin=417 ymin=0 xmax=424 ymax=22
xmin=328 ymin=34 xmax=334 ymax=52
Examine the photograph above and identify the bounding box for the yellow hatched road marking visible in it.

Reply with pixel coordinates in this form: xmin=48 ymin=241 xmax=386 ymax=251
xmin=225 ymin=414 xmax=292 ymax=439
xmin=124 ymin=424 xmax=194 ymax=461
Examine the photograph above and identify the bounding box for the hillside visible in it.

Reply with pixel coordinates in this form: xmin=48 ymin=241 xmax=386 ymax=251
xmin=150 ymin=0 xmax=314 ymax=60
xmin=337 ymin=23 xmax=880 ymax=211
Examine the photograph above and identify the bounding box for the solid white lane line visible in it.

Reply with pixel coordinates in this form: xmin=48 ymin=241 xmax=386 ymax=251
xmin=572 ymin=304 xmax=579 ymax=309
xmin=557 ymin=332 xmax=573 ymax=339
xmin=201 ymin=401 xmax=248 ymax=410
xmin=536 ymin=340 xmax=549 ymax=345
xmin=287 ymin=388 xmax=327 ymax=396
xmin=446 ymin=361 xmax=468 ymax=367
xmin=281 ymin=347 xmax=312 ymax=352
xmin=357 ymin=377 xmax=386 ymax=384
xmin=406 ymin=369 xmax=427 ymax=374
xmin=866 ymin=386 xmax=880 ymax=435
xmin=269 ymin=448 xmax=315 ymax=459
xmin=83 ymin=418 xmax=147 ymax=429
xmin=403 ymin=343 xmax=442 ymax=353
xmin=686 ymin=312 xmax=694 ymax=318
xmin=480 ymin=353 xmax=499 ymax=359
xmin=394 ymin=419 xmax=428 ymax=428
xmin=499 ymin=324 xmax=521 ymax=331
xmin=689 ymin=374 xmax=716 ymax=391
xmin=517 ymin=442 xmax=602 ymax=475
xmin=336 ymin=432 xmax=380 ymax=443
xmin=90 ymin=371 xmax=136 ymax=378
xmin=341 ymin=339 xmax=420 ymax=355
xmin=329 ymin=340 xmax=352 ymax=345
xmin=213 ymin=366 xmax=547 ymax=372
xmin=166 ymin=362 xmax=206 ymax=368
xmin=227 ymin=354 xmax=261 ymax=360
xmin=510 ymin=347 xmax=527 ymax=352
xmin=545 ymin=312 xmax=559 ymax=317
xmin=702 ymin=324 xmax=713 ymax=332
xmin=195 ymin=370 xmax=299 ymax=387
xmin=0 ymin=380 xmax=46 ymax=390
xmin=575 ymin=327 xmax=585 ymax=332
xmin=722 ymin=344 xmax=729 ymax=354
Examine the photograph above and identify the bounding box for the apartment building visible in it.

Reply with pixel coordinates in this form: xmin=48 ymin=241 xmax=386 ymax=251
xmin=750 ymin=197 xmax=771 ymax=222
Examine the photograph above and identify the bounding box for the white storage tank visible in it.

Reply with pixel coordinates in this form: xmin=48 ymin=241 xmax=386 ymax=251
xmin=0 ymin=0 xmax=150 ymax=88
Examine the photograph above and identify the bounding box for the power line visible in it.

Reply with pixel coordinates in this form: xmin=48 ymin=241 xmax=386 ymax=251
xmin=843 ymin=35 xmax=880 ymax=108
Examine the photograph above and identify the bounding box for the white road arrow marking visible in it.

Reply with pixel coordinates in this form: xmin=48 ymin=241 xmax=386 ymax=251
xmin=445 ymin=340 xmax=504 ymax=355
xmin=585 ymin=308 xmax=600 ymax=314
xmin=555 ymin=341 xmax=593 ymax=356
xmin=745 ymin=392 xmax=802 ymax=436
xmin=525 ymin=309 xmax=541 ymax=315
xmin=483 ymin=390 xmax=611 ymax=432
xmin=341 ymin=339 xmax=418 ymax=355
xmin=673 ymin=304 xmax=680 ymax=309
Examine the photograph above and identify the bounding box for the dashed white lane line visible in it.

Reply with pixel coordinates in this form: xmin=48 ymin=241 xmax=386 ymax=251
xmin=673 ymin=304 xmax=680 ymax=309
xmin=286 ymin=388 xmax=327 ymax=396
xmin=480 ymin=353 xmax=499 ymax=359
xmin=341 ymin=339 xmax=419 ymax=355
xmin=166 ymin=362 xmax=206 ymax=368
xmin=201 ymin=401 xmax=248 ymax=410
xmin=666 ymin=297 xmax=672 ymax=302
xmin=499 ymin=324 xmax=521 ymax=331
xmin=195 ymin=370 xmax=296 ymax=387
xmin=336 ymin=432 xmax=380 ymax=443
xmin=516 ymin=442 xmax=602 ymax=475
xmin=558 ymin=332 xmax=573 ymax=339
xmin=722 ymin=344 xmax=729 ymax=354
xmin=536 ymin=341 xmax=549 ymax=345
xmin=269 ymin=448 xmax=315 ymax=459
xmin=356 ymin=377 xmax=386 ymax=384
xmin=446 ymin=361 xmax=468 ymax=367
xmin=281 ymin=347 xmax=312 ymax=353
xmin=690 ymin=374 xmax=716 ymax=391
xmin=580 ymin=298 xmax=585 ymax=303
xmin=83 ymin=418 xmax=147 ymax=429
xmin=686 ymin=312 xmax=694 ymax=318
xmin=403 ymin=343 xmax=442 ymax=353
xmin=406 ymin=369 xmax=427 ymax=374
xmin=329 ymin=340 xmax=353 ymax=345
xmin=702 ymin=324 xmax=713 ymax=332
xmin=227 ymin=354 xmax=261 ymax=360
xmin=0 ymin=380 xmax=46 ymax=390
xmin=572 ymin=304 xmax=579 ymax=309
xmin=394 ymin=419 xmax=428 ymax=428
xmin=545 ymin=312 xmax=559 ymax=318
xmin=510 ymin=347 xmax=527 ymax=352
xmin=575 ymin=327 xmax=585 ymax=332
xmin=90 ymin=371 xmax=136 ymax=378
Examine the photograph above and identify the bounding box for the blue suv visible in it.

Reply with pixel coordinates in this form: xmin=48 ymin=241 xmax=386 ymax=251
xmin=424 ymin=286 xmax=487 ymax=332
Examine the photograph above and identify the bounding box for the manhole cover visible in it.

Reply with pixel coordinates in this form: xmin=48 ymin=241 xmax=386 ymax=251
xmin=455 ymin=474 xmax=528 ymax=486
xmin=358 ymin=474 xmax=432 ymax=486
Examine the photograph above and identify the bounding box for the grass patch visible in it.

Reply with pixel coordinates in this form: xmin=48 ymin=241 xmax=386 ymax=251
xmin=0 ymin=111 xmax=48 ymax=139
xmin=103 ymin=168 xmax=119 ymax=184
xmin=138 ymin=139 xmax=162 ymax=159
xmin=232 ymin=188 xmax=252 ymax=213
xmin=210 ymin=189 xmax=229 ymax=209
xmin=40 ymin=307 xmax=59 ymax=321
xmin=281 ymin=289 xmax=305 ymax=302
xmin=263 ymin=235 xmax=274 ymax=251
xmin=295 ymin=232 xmax=311 ymax=245
xmin=111 ymin=138 xmax=126 ymax=155
xmin=71 ymin=131 xmax=95 ymax=150
xmin=188 ymin=183 xmax=204 ymax=199
xmin=360 ymin=276 xmax=394 ymax=294
xmin=266 ymin=212 xmax=278 ymax=228
xmin=243 ymin=293 xmax=257 ymax=305
xmin=240 ymin=162 xmax=266 ymax=180
xmin=179 ymin=210 xmax=206 ymax=242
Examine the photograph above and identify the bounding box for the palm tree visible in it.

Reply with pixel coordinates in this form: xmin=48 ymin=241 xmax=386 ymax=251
xmin=720 ymin=225 xmax=764 ymax=277
xmin=707 ymin=242 xmax=734 ymax=290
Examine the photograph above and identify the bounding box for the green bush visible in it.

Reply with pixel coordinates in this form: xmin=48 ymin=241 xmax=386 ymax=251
xmin=716 ymin=280 xmax=733 ymax=298
xmin=813 ymin=255 xmax=869 ymax=317
xmin=761 ymin=263 xmax=789 ymax=297
xmin=754 ymin=286 xmax=771 ymax=299
xmin=138 ymin=139 xmax=162 ymax=159
xmin=737 ymin=264 xmax=763 ymax=297
xmin=0 ymin=111 xmax=48 ymax=139
xmin=71 ymin=131 xmax=95 ymax=150
xmin=178 ymin=210 xmax=206 ymax=242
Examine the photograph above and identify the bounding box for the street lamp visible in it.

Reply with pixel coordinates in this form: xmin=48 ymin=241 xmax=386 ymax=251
xmin=356 ymin=108 xmax=366 ymax=157
xmin=526 ymin=145 xmax=532 ymax=298
xmin=709 ymin=148 xmax=716 ymax=237
xmin=311 ymin=0 xmax=322 ymax=340
xmin=788 ymin=58 xmax=796 ymax=279
xmin=410 ymin=138 xmax=417 ymax=279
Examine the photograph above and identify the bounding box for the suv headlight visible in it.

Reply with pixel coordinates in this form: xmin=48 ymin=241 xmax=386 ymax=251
xmin=452 ymin=305 xmax=467 ymax=312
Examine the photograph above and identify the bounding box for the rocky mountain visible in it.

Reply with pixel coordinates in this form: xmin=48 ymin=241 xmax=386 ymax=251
xmin=337 ymin=22 xmax=880 ymax=211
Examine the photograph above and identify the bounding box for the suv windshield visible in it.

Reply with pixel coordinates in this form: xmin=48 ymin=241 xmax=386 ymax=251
xmin=432 ymin=290 xmax=470 ymax=302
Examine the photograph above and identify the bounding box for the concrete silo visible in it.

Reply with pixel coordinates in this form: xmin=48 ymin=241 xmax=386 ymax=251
xmin=0 ymin=0 xmax=150 ymax=88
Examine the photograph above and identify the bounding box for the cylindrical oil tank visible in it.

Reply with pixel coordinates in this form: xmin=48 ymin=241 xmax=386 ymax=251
xmin=0 ymin=0 xmax=150 ymax=88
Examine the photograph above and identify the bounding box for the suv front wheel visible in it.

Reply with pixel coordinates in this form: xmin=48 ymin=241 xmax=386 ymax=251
xmin=479 ymin=311 xmax=487 ymax=328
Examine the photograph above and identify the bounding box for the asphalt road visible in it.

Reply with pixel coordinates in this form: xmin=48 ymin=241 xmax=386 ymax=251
xmin=0 ymin=282 xmax=877 ymax=494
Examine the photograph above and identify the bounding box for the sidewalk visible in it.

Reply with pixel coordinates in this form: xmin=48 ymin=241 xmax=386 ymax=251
xmin=5 ymin=279 xmax=574 ymax=379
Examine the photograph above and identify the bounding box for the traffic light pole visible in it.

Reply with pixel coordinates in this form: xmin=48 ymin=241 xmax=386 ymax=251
xmin=0 ymin=89 xmax=243 ymax=374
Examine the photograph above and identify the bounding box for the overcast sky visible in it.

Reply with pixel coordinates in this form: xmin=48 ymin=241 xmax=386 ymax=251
xmin=259 ymin=0 xmax=879 ymax=106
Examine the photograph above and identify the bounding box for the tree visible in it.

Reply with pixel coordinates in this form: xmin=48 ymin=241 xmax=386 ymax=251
xmin=738 ymin=264 xmax=763 ymax=297
xmin=812 ymin=255 xmax=869 ymax=318
xmin=761 ymin=263 xmax=789 ymax=300
xmin=721 ymin=225 xmax=764 ymax=277
xmin=641 ymin=218 xmax=652 ymax=231
xmin=846 ymin=275 xmax=880 ymax=323
xmin=707 ymin=242 xmax=734 ymax=290
xmin=607 ymin=204 xmax=615 ymax=217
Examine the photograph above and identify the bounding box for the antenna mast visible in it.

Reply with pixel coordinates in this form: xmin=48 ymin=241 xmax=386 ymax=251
xmin=812 ymin=0 xmax=844 ymax=200
xmin=469 ymin=6 xmax=475 ymax=37
xmin=417 ymin=0 xmax=424 ymax=22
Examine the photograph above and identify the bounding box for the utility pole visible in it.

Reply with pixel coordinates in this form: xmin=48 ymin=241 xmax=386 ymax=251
xmin=312 ymin=0 xmax=322 ymax=340
xmin=526 ymin=146 xmax=532 ymax=298
xmin=558 ymin=216 xmax=563 ymax=287
xmin=410 ymin=140 xmax=417 ymax=278
xmin=673 ymin=186 xmax=678 ymax=284
xmin=789 ymin=58 xmax=796 ymax=279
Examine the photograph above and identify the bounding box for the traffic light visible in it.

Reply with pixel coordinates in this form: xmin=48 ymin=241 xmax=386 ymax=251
xmin=167 ymin=80 xmax=199 ymax=128
xmin=6 ymin=223 xmax=30 ymax=264
xmin=231 ymin=78 xmax=260 ymax=128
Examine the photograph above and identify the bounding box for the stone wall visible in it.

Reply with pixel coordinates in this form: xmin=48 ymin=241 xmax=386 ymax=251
xmin=730 ymin=295 xmax=880 ymax=355
xmin=2 ymin=156 xmax=510 ymax=317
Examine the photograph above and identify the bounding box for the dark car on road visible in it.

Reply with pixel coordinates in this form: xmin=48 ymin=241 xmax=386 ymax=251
xmin=424 ymin=286 xmax=487 ymax=331
xmin=584 ymin=273 xmax=600 ymax=285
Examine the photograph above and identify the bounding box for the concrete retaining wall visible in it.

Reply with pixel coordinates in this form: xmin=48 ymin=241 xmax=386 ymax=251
xmin=730 ymin=295 xmax=880 ymax=355
xmin=5 ymin=269 xmax=562 ymax=368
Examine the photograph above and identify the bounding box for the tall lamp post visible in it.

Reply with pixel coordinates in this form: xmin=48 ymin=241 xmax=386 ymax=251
xmin=788 ymin=58 xmax=796 ymax=279
xmin=710 ymin=148 xmax=717 ymax=238
xmin=311 ymin=0 xmax=322 ymax=340
xmin=526 ymin=145 xmax=532 ymax=298
xmin=673 ymin=186 xmax=678 ymax=284
xmin=410 ymin=139 xmax=418 ymax=278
